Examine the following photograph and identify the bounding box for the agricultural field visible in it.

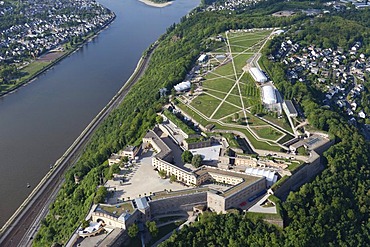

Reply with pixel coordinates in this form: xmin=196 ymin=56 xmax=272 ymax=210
xmin=176 ymin=29 xmax=293 ymax=152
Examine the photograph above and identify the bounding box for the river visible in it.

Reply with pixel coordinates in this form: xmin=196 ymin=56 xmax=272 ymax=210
xmin=0 ymin=0 xmax=199 ymax=227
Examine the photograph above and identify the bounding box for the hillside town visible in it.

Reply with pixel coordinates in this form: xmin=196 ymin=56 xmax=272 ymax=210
xmin=270 ymin=38 xmax=370 ymax=124
xmin=0 ymin=0 xmax=114 ymax=67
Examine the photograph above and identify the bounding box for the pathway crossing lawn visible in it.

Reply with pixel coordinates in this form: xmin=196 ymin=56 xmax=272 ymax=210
xmin=231 ymin=83 xmax=246 ymax=95
xmin=213 ymin=102 xmax=241 ymax=119
xmin=177 ymin=102 xmax=210 ymax=127
xmin=212 ymin=123 xmax=282 ymax=152
xmin=228 ymin=31 xmax=271 ymax=53
xmin=177 ymin=103 xmax=282 ymax=152
xmin=240 ymin=72 xmax=257 ymax=85
xmin=250 ymin=126 xmax=283 ymax=141
xmin=233 ymin=54 xmax=253 ymax=75
xmin=229 ymin=37 xmax=266 ymax=53
xmin=278 ymin=134 xmax=295 ymax=144
xmin=245 ymin=112 xmax=266 ymax=126
xmin=262 ymin=114 xmax=293 ymax=133
xmin=205 ymin=71 xmax=234 ymax=80
xmin=209 ymin=62 xmax=235 ymax=78
xmin=202 ymin=77 xmax=235 ymax=93
xmin=191 ymin=93 xmax=222 ymax=117
xmin=203 ymin=89 xmax=227 ymax=100
xmin=221 ymin=133 xmax=241 ymax=149
xmin=225 ymin=94 xmax=243 ymax=108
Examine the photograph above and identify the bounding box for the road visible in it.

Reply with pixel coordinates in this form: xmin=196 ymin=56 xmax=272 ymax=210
xmin=0 ymin=42 xmax=158 ymax=247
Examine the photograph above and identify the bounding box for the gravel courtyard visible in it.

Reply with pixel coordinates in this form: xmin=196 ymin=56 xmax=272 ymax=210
xmin=106 ymin=151 xmax=186 ymax=204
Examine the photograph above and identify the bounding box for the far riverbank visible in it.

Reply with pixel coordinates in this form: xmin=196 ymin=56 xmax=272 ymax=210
xmin=0 ymin=13 xmax=116 ymax=98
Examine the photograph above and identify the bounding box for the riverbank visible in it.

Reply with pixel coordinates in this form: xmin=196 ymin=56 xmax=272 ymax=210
xmin=0 ymin=39 xmax=159 ymax=246
xmin=138 ymin=0 xmax=173 ymax=8
xmin=0 ymin=13 xmax=116 ymax=98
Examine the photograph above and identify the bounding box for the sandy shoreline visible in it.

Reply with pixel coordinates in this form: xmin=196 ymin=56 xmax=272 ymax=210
xmin=138 ymin=0 xmax=173 ymax=8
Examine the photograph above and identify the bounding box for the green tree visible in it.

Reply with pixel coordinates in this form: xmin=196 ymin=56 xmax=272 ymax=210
xmin=170 ymin=174 xmax=177 ymax=183
xmin=146 ymin=221 xmax=159 ymax=237
xmin=191 ymin=154 xmax=203 ymax=168
xmin=158 ymin=169 xmax=167 ymax=178
xmin=122 ymin=156 xmax=129 ymax=163
xmin=128 ymin=223 xmax=139 ymax=238
xmin=93 ymin=186 xmax=107 ymax=204
xmin=156 ymin=115 xmax=164 ymax=124
xmin=181 ymin=150 xmax=193 ymax=163
xmin=81 ymin=220 xmax=90 ymax=229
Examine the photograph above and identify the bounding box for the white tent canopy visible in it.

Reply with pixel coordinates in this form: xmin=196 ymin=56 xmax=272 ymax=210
xmin=174 ymin=81 xmax=191 ymax=92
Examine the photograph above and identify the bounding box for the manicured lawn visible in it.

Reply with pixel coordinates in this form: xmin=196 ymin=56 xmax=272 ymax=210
xmin=210 ymin=123 xmax=281 ymax=152
xmin=245 ymin=212 xmax=282 ymax=221
xmin=18 ymin=61 xmax=50 ymax=81
xmin=241 ymin=72 xmax=257 ymax=85
xmin=203 ymin=89 xmax=227 ymax=100
xmin=225 ymin=94 xmax=243 ymax=108
xmin=221 ymin=133 xmax=241 ymax=149
xmin=177 ymin=103 xmax=281 ymax=152
xmin=231 ymin=83 xmax=248 ymax=97
xmin=287 ymin=161 xmax=303 ymax=172
xmin=262 ymin=114 xmax=293 ymax=133
xmin=210 ymin=62 xmax=235 ymax=78
xmin=100 ymin=202 xmax=134 ymax=215
xmin=205 ymin=71 xmax=234 ymax=80
xmin=212 ymin=101 xmax=240 ymax=119
xmin=232 ymin=54 xmax=253 ymax=75
xmin=228 ymin=30 xmax=272 ymax=53
xmin=277 ymin=134 xmax=295 ymax=144
xmin=250 ymin=126 xmax=283 ymax=141
xmin=148 ymin=223 xmax=180 ymax=245
xmin=202 ymin=77 xmax=235 ymax=93
xmin=245 ymin=112 xmax=266 ymax=126
xmin=191 ymin=93 xmax=222 ymax=117
xmin=176 ymin=102 xmax=210 ymax=127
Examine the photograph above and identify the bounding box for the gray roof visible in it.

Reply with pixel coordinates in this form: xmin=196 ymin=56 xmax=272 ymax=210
xmin=135 ymin=197 xmax=149 ymax=210
xmin=143 ymin=128 xmax=172 ymax=160
xmin=124 ymin=145 xmax=136 ymax=152
xmin=284 ymin=100 xmax=298 ymax=115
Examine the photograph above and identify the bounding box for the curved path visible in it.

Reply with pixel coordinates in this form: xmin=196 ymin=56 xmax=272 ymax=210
xmin=0 ymin=42 xmax=158 ymax=247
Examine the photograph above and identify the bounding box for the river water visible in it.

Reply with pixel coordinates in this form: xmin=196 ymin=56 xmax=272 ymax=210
xmin=0 ymin=0 xmax=199 ymax=227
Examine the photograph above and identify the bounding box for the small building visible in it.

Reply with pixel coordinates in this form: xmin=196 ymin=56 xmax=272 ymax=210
xmin=283 ymin=100 xmax=298 ymax=117
xmin=289 ymin=134 xmax=331 ymax=155
xmin=120 ymin=146 xmax=139 ymax=160
xmin=108 ymin=153 xmax=122 ymax=166
xmin=249 ymin=67 xmax=268 ymax=83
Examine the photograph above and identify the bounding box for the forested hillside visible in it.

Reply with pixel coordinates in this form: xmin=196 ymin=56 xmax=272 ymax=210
xmin=34 ymin=2 xmax=370 ymax=246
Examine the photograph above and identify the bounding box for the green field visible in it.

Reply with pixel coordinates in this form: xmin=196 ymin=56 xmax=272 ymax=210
xmin=250 ymin=126 xmax=283 ymax=141
xmin=177 ymin=103 xmax=210 ymax=127
xmin=224 ymin=94 xmax=242 ymax=107
xmin=208 ymin=62 xmax=235 ymax=78
xmin=262 ymin=114 xmax=293 ymax=133
xmin=176 ymin=29 xmax=286 ymax=152
xmin=191 ymin=93 xmax=222 ymax=117
xmin=245 ymin=112 xmax=266 ymax=126
xmin=212 ymin=102 xmax=241 ymax=119
xmin=203 ymin=89 xmax=227 ymax=100
xmin=232 ymin=54 xmax=253 ymax=75
xmin=202 ymin=77 xmax=235 ymax=93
